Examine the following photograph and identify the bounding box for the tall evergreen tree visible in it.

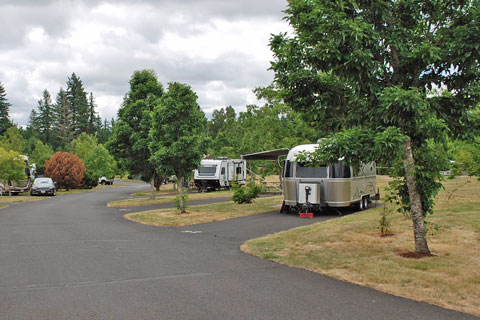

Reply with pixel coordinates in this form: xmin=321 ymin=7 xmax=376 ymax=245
xmin=87 ymin=92 xmax=102 ymax=135
xmin=52 ymin=88 xmax=74 ymax=150
xmin=26 ymin=109 xmax=41 ymax=138
xmin=0 ymin=82 xmax=12 ymax=135
xmin=66 ymin=73 xmax=89 ymax=136
xmin=37 ymin=89 xmax=55 ymax=145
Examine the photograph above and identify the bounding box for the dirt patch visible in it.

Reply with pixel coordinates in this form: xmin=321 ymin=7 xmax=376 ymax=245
xmin=397 ymin=251 xmax=436 ymax=259
xmin=380 ymin=233 xmax=395 ymax=237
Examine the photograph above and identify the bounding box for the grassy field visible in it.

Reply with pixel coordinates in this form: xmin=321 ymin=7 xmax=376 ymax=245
xmin=0 ymin=195 xmax=47 ymax=203
xmin=130 ymin=183 xmax=179 ymax=196
xmin=124 ymin=195 xmax=283 ymax=226
xmin=108 ymin=190 xmax=234 ymax=207
xmin=241 ymin=176 xmax=480 ymax=316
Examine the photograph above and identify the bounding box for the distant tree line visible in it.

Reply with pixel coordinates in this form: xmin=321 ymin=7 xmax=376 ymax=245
xmin=0 ymin=76 xmax=116 ymax=190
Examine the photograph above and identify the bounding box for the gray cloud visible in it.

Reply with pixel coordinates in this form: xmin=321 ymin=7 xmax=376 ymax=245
xmin=0 ymin=0 xmax=288 ymax=126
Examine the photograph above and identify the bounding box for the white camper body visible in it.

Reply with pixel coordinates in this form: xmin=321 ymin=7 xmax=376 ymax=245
xmin=194 ymin=158 xmax=247 ymax=191
xmin=281 ymin=144 xmax=377 ymax=213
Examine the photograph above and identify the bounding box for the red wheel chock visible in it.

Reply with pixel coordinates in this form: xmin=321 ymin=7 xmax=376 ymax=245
xmin=299 ymin=212 xmax=314 ymax=218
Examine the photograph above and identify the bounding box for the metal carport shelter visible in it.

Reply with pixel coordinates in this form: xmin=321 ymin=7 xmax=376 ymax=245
xmin=241 ymin=148 xmax=290 ymax=161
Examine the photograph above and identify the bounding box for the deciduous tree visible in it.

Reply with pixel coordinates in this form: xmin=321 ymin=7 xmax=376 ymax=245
xmin=107 ymin=70 xmax=164 ymax=197
xmin=150 ymin=82 xmax=208 ymax=213
xmin=45 ymin=152 xmax=85 ymax=190
xmin=0 ymin=147 xmax=26 ymax=196
xmin=270 ymin=0 xmax=480 ymax=254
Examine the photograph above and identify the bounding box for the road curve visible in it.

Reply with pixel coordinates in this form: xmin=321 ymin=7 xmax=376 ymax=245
xmin=0 ymin=181 xmax=477 ymax=320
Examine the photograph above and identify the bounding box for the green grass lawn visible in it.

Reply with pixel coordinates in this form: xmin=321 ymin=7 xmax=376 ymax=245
xmin=242 ymin=176 xmax=480 ymax=316
xmin=124 ymin=195 xmax=283 ymax=226
xmin=108 ymin=190 xmax=234 ymax=207
xmin=0 ymin=195 xmax=47 ymax=203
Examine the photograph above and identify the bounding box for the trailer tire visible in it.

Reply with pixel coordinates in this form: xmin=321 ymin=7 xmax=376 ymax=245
xmin=358 ymin=196 xmax=367 ymax=211
xmin=363 ymin=196 xmax=369 ymax=210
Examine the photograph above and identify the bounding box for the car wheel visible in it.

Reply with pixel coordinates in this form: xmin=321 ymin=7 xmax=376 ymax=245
xmin=101 ymin=181 xmax=106 ymax=185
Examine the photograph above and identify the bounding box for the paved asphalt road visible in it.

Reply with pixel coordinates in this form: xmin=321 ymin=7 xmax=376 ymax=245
xmin=0 ymin=181 xmax=477 ymax=320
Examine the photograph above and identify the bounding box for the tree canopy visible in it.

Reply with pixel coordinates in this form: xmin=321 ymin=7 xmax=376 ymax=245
xmin=150 ymin=82 xmax=208 ymax=213
xmin=270 ymin=0 xmax=480 ymax=254
xmin=106 ymin=69 xmax=164 ymax=193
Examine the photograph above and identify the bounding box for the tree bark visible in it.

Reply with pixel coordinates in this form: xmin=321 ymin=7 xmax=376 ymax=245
xmin=177 ymin=174 xmax=186 ymax=213
xmin=150 ymin=175 xmax=156 ymax=200
xmin=402 ymin=137 xmax=431 ymax=254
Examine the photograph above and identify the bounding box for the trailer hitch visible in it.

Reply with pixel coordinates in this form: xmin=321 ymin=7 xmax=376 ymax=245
xmin=299 ymin=186 xmax=314 ymax=218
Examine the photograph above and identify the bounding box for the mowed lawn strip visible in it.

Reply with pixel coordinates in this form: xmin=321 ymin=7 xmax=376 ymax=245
xmin=0 ymin=196 xmax=47 ymax=203
xmin=241 ymin=177 xmax=480 ymax=317
xmin=124 ymin=195 xmax=283 ymax=226
xmin=108 ymin=190 xmax=234 ymax=208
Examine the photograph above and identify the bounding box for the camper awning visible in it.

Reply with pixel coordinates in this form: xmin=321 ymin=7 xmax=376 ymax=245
xmin=241 ymin=148 xmax=290 ymax=161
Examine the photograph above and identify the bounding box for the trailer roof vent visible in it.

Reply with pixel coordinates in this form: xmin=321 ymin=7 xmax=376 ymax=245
xmin=216 ymin=157 xmax=230 ymax=160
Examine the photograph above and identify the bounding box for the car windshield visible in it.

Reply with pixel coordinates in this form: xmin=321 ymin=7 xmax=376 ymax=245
xmin=34 ymin=179 xmax=53 ymax=186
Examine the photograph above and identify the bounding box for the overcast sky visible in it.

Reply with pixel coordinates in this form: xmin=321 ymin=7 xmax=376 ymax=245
xmin=0 ymin=0 xmax=289 ymax=126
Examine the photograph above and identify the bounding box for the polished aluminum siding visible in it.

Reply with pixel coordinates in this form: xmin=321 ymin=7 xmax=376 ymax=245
xmin=282 ymin=175 xmax=376 ymax=207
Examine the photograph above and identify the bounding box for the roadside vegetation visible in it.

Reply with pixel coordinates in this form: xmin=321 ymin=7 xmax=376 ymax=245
xmin=0 ymin=196 xmax=47 ymax=203
xmin=242 ymin=176 xmax=480 ymax=316
xmin=108 ymin=189 xmax=234 ymax=208
xmin=124 ymin=195 xmax=283 ymax=226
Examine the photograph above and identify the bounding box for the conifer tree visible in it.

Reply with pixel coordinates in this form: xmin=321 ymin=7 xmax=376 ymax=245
xmin=0 ymin=82 xmax=12 ymax=135
xmin=66 ymin=73 xmax=89 ymax=136
xmin=37 ymin=89 xmax=55 ymax=145
xmin=53 ymin=88 xmax=74 ymax=150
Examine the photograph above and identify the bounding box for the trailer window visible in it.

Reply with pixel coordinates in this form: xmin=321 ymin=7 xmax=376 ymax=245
xmin=296 ymin=163 xmax=327 ymax=178
xmin=236 ymin=167 xmax=242 ymax=174
xmin=284 ymin=161 xmax=294 ymax=177
xmin=330 ymin=162 xmax=351 ymax=178
xmin=198 ymin=165 xmax=217 ymax=176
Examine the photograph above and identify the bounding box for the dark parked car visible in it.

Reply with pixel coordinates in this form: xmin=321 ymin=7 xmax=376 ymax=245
xmin=30 ymin=177 xmax=56 ymax=196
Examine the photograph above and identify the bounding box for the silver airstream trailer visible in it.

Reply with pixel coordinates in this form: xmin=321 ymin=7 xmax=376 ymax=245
xmin=281 ymin=144 xmax=377 ymax=213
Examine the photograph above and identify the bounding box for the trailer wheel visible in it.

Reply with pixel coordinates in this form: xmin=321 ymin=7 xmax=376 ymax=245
xmin=363 ymin=196 xmax=369 ymax=210
xmin=358 ymin=196 xmax=366 ymax=211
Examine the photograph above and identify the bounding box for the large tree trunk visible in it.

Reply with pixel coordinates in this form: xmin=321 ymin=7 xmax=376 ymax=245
xmin=402 ymin=137 xmax=430 ymax=254
xmin=150 ymin=175 xmax=156 ymax=200
xmin=177 ymin=174 xmax=186 ymax=214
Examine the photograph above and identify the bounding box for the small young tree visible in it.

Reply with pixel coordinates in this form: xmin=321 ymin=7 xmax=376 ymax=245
xmin=149 ymin=82 xmax=208 ymax=213
xmin=45 ymin=152 xmax=85 ymax=190
xmin=0 ymin=147 xmax=26 ymax=196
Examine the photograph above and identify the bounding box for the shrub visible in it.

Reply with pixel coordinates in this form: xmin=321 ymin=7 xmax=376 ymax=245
xmin=232 ymin=181 xmax=263 ymax=204
xmin=174 ymin=192 xmax=189 ymax=210
xmin=45 ymin=152 xmax=85 ymax=190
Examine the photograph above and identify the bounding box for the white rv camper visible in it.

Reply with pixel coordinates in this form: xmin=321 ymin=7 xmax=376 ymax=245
xmin=241 ymin=145 xmax=378 ymax=215
xmin=194 ymin=158 xmax=246 ymax=191
xmin=0 ymin=155 xmax=34 ymax=195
